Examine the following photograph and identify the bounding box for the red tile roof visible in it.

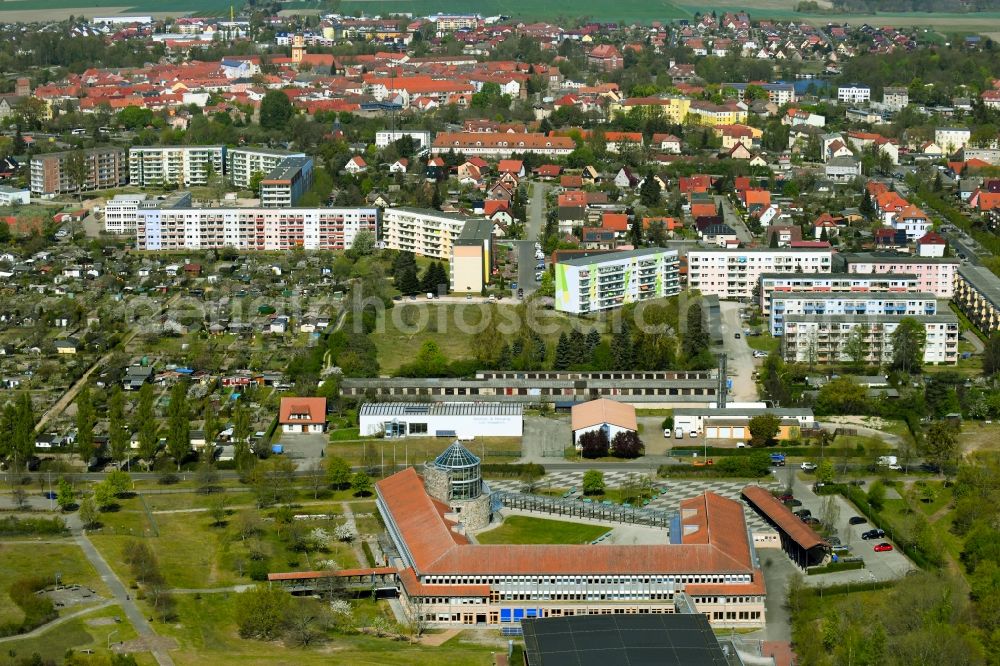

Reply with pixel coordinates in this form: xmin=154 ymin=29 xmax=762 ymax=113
xmin=571 ymin=398 xmax=636 ymax=431
xmin=741 ymin=485 xmax=827 ymax=550
xmin=278 ymin=397 xmax=327 ymax=425
xmin=377 ymin=468 xmax=758 ymax=577
xmin=601 ymin=213 xmax=629 ymax=232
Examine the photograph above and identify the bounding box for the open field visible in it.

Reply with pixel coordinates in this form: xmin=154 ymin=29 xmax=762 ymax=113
xmin=0 ymin=541 xmax=109 ymax=627
xmin=0 ymin=604 xmax=149 ymax=665
xmin=0 ymin=0 xmax=242 ymax=19
xmin=476 ymin=516 xmax=608 ymax=545
xmin=158 ymin=594 xmax=499 ymax=666
xmin=328 ymin=435 xmax=521 ymax=468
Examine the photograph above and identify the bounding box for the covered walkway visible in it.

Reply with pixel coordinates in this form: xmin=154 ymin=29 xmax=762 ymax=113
xmin=741 ymin=485 xmax=827 ymax=569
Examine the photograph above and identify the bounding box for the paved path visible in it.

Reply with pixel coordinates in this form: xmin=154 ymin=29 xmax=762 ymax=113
xmin=341 ymin=502 xmax=369 ymax=567
xmin=719 ymin=301 xmax=759 ymax=402
xmin=74 ymin=532 xmax=175 ymax=666
xmin=963 ymin=330 xmax=985 ymax=354
xmin=716 ymin=194 xmax=753 ymax=245
xmin=0 ymin=599 xmax=115 ymax=644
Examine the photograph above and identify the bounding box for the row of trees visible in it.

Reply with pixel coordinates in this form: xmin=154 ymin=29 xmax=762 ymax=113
xmin=578 ymin=429 xmax=645 ymax=459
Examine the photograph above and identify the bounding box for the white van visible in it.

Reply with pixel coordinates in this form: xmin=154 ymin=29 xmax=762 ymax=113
xmin=674 ymin=426 xmax=684 ymax=439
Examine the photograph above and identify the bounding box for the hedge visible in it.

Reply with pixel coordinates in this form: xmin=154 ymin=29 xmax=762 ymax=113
xmin=0 ymin=516 xmax=67 ymax=537
xmin=480 ymin=463 xmax=545 ymax=478
xmin=807 ymin=559 xmax=865 ymax=575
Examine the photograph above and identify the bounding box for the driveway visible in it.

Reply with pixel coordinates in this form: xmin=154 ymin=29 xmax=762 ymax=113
xmin=515 ymin=240 xmax=542 ymax=296
xmin=272 ymin=431 xmax=327 ymax=470
xmin=719 ymin=301 xmax=759 ymax=402
xmin=716 ymin=195 xmax=753 ymax=245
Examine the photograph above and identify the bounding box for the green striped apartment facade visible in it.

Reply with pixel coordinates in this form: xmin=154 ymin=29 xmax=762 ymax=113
xmin=555 ymin=248 xmax=681 ymax=314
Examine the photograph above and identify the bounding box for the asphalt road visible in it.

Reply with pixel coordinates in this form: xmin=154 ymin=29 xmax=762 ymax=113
xmin=512 ymin=182 xmax=549 ymax=297
xmin=716 ymin=195 xmax=753 ymax=245
xmin=719 ymin=301 xmax=760 ymax=402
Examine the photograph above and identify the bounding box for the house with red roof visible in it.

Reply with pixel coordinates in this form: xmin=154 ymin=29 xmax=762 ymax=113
xmin=917 ymin=232 xmax=947 ymax=258
xmin=587 ymin=44 xmax=623 ymax=71
xmin=532 ymin=164 xmax=562 ymax=180
xmin=344 ymin=155 xmax=367 ymax=174
xmin=971 ymin=189 xmax=1000 ymax=211
xmin=497 ymin=159 xmax=524 ymax=178
xmin=601 ymin=212 xmax=629 ymax=233
xmin=812 ymin=213 xmax=842 ymax=240
xmin=739 ymin=188 xmax=770 ymax=211
xmin=279 ymin=397 xmax=327 ymax=434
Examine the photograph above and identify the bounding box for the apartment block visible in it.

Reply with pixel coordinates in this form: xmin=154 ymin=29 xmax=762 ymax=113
xmin=137 ymin=205 xmax=378 ymax=251
xmin=226 ymin=147 xmax=306 ymax=189
xmin=782 ymin=314 xmax=959 ymax=366
xmin=843 ymin=253 xmax=960 ymax=298
xmin=769 ymin=291 xmax=938 ymax=336
xmin=555 ymin=248 xmax=681 ymax=314
xmin=104 ymin=192 xmax=192 ymax=234
xmin=953 ymin=264 xmax=1000 ymax=335
xmin=128 ymin=146 xmax=225 ymax=188
xmin=375 ymin=130 xmax=432 ymax=149
xmin=450 ymin=219 xmax=494 ymax=294
xmin=382 ymin=207 xmax=473 ymax=259
xmin=758 ymin=272 xmax=920 ymax=315
xmin=882 ymin=87 xmax=909 ymax=111
xmin=30 ymin=147 xmax=127 ymax=196
xmin=686 ymin=248 xmax=833 ymax=301
xmin=837 ymin=84 xmax=870 ymax=105
xmin=260 ymin=156 xmax=314 ymax=208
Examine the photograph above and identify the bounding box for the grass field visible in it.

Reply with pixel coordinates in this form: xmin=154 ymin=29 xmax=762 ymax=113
xmin=328 ymin=435 xmax=521 ymax=467
xmin=476 ymin=516 xmax=609 ymax=545
xmin=0 ymin=541 xmax=109 ymax=627
xmin=0 ymin=604 xmax=149 ymax=665
xmin=157 ymin=594 xmax=498 ymax=666
xmin=746 ymin=334 xmax=780 ymax=354
xmin=0 ymin=0 xmax=242 ymax=17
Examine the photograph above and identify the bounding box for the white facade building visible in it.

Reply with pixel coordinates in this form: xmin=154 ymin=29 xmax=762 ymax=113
xmin=783 ymin=314 xmax=959 ymax=365
xmin=769 ymin=291 xmax=939 ymax=335
xmin=382 ymin=207 xmax=472 ymax=259
xmin=554 ymin=248 xmax=681 ymax=314
xmin=934 ymin=127 xmax=971 ymax=153
xmin=137 ymin=206 xmax=378 ymax=251
xmin=226 ymin=147 xmax=305 ymax=189
xmin=359 ymin=402 xmax=522 ymax=438
xmin=128 ymin=146 xmax=225 ymax=187
xmin=375 ymin=130 xmax=433 ymax=149
xmin=687 ymin=248 xmax=833 ymax=301
xmin=0 ymin=185 xmax=30 ymax=206
xmin=758 ymin=272 xmax=920 ymax=315
xmin=837 ymin=85 xmax=871 ymax=105
xmin=104 ymin=192 xmax=192 ymax=234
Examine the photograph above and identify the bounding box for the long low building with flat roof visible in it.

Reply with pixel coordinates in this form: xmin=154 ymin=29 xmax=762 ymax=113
xmin=782 ymin=313 xmax=959 ymax=366
xmin=758 ymin=272 xmax=921 ymax=315
xmin=954 ymin=264 xmax=1000 ymax=336
xmin=359 ymin=402 xmax=522 ymax=438
xmin=342 ymin=370 xmax=719 ymax=408
xmin=673 ymin=407 xmax=815 ymax=441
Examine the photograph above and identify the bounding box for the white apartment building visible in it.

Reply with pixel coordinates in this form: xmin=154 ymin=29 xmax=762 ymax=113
xmin=555 ymin=248 xmax=681 ymax=314
xmin=769 ymin=291 xmax=939 ymax=336
xmin=783 ymin=314 xmax=959 ymax=366
xmin=137 ymin=206 xmax=378 ymax=251
xmin=431 ymin=133 xmax=574 ymax=159
xmin=686 ymin=248 xmax=833 ymax=301
xmin=103 ymin=192 xmax=192 ymax=234
xmin=259 ymin=156 xmax=313 ymax=208
xmin=129 ymin=146 xmax=225 ymax=188
xmin=934 ymin=127 xmax=971 ymax=154
xmin=837 ymin=85 xmax=871 ymax=105
xmin=0 ymin=185 xmax=30 ymax=206
xmin=758 ymin=272 xmax=920 ymax=315
xmin=382 ymin=207 xmax=472 ymax=259
xmin=843 ymin=253 xmax=960 ymax=298
xmin=375 ymin=130 xmax=433 ymax=149
xmin=226 ymin=147 xmax=305 ymax=189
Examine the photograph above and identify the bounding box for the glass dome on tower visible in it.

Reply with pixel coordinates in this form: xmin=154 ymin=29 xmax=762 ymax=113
xmin=433 ymin=441 xmax=482 ymax=500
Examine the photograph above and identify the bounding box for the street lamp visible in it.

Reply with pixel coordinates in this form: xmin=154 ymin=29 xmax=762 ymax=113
xmin=107 ymin=629 xmax=119 ymax=649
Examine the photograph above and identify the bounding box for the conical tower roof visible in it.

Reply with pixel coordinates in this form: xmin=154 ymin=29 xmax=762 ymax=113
xmin=433 ymin=441 xmax=480 ymax=469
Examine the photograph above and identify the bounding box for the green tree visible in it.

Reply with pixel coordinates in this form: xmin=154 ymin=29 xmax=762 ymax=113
xmin=56 ymin=478 xmax=75 ymax=511
xmin=579 ymin=429 xmax=610 ymax=459
xmin=326 ymin=456 xmax=352 ymax=489
xmin=922 ymin=421 xmax=960 ymax=473
xmin=235 ymin=585 xmax=292 ymax=640
xmin=108 ymin=387 xmax=130 ymax=469
xmin=582 ymin=469 xmax=605 ymax=496
xmin=259 ymin=90 xmax=293 ymax=130
xmin=843 ymin=325 xmax=867 ymax=369
xmin=203 ymin=399 xmax=219 ymax=449
xmin=75 ymin=385 xmax=96 ymax=463
xmin=136 ymin=383 xmax=159 ymax=469
xmin=748 ymin=413 xmax=781 ymax=447
xmin=64 ymin=149 xmax=89 ymax=199
xmin=396 ymin=263 xmax=420 ymax=295
xmin=79 ymin=496 xmax=98 ymax=528
xmin=351 ymin=471 xmax=373 ymax=497
xmin=639 ymin=171 xmax=661 ymax=208
xmin=890 ymin=317 xmax=926 ymax=374
xmin=165 ymin=381 xmax=190 ymax=471
xmin=983 ymin=332 xmax=1000 ymax=377
xmin=247 ymin=170 xmax=265 ymax=195
xmin=867 ymin=480 xmax=886 ymax=511
xmin=816 ymin=459 xmax=835 ymax=484
xmin=93 ymin=481 xmax=115 ymax=511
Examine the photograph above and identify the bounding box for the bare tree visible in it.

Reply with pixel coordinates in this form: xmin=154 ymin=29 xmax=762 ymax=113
xmin=306 ymin=460 xmax=327 ymax=499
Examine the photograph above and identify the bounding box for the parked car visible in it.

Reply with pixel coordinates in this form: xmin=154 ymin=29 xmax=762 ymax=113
xmin=848 ymin=516 xmax=867 ymax=525
xmin=663 ymin=428 xmax=671 ymax=438
xmin=861 ymin=529 xmax=886 ymax=540
xmin=802 ymin=517 xmax=821 ymax=526
xmin=801 ymin=462 xmax=817 ymax=471
xmin=874 ymin=542 xmax=894 ymax=552
xmin=753 ymin=350 xmax=768 ymax=358
xmin=734 ymin=333 xmax=741 ymax=339
xmin=43 ymin=491 xmax=57 ymax=500
xmin=828 ymin=536 xmax=842 ymax=546
xmin=786 ymin=499 xmax=802 ymax=507
xmin=794 ymin=509 xmax=812 ymax=518
xmin=778 ymin=493 xmax=794 ymax=502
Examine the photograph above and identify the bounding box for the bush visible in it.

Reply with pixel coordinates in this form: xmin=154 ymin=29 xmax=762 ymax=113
xmin=247 ymin=559 xmax=271 ymax=581
xmin=481 ymin=463 xmax=545 ymax=478
xmin=807 ymin=559 xmax=865 ymax=575
xmin=0 ymin=516 xmax=67 ymax=536
xmin=1 ymin=576 xmax=57 ymax=637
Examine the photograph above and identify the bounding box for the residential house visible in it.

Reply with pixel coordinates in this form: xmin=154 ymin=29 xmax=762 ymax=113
xmin=344 ymin=155 xmax=367 ymax=174
xmin=279 ymin=397 xmax=328 ymax=434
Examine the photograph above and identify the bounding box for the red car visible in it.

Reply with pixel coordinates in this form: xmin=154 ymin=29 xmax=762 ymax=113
xmin=778 ymin=493 xmax=794 ymax=502
xmin=873 ymin=542 xmax=893 ymax=552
